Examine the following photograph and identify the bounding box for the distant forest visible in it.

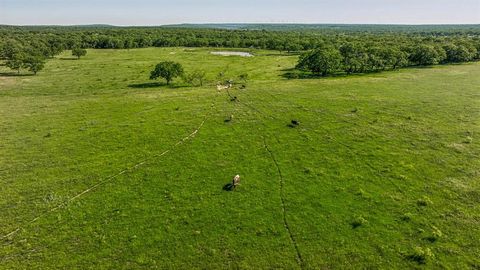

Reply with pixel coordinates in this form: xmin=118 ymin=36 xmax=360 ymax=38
xmin=1 ymin=24 xmax=479 ymax=75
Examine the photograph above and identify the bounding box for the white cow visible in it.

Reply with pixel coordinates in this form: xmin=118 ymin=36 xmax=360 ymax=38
xmin=232 ymin=175 xmax=241 ymax=188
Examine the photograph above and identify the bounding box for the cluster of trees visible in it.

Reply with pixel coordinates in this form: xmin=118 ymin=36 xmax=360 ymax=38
xmin=0 ymin=40 xmax=49 ymax=74
xmin=149 ymin=61 xmax=208 ymax=87
xmin=0 ymin=37 xmax=88 ymax=75
xmin=149 ymin=62 xmax=247 ymax=88
xmin=297 ymin=40 xmax=480 ymax=76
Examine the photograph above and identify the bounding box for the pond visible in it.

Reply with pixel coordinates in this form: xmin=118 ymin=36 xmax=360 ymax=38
xmin=210 ymin=51 xmax=254 ymax=57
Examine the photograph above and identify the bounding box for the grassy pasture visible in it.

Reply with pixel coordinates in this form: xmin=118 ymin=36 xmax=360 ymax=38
xmin=0 ymin=48 xmax=479 ymax=269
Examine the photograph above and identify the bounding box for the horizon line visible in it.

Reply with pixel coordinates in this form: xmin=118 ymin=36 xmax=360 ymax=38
xmin=1 ymin=22 xmax=480 ymax=27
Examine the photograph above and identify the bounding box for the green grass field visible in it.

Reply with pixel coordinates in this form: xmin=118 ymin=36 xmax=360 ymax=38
xmin=1 ymin=48 xmax=479 ymax=269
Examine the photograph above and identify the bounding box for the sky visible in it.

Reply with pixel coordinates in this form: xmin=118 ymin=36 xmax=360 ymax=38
xmin=0 ymin=0 xmax=479 ymax=26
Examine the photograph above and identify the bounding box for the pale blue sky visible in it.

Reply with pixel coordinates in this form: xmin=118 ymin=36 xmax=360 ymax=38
xmin=1 ymin=0 xmax=479 ymax=25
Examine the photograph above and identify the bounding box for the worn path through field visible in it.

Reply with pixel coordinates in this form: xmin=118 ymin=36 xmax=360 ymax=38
xmin=1 ymin=91 xmax=219 ymax=241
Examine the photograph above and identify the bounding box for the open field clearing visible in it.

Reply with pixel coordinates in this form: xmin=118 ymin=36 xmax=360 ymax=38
xmin=1 ymin=48 xmax=479 ymax=269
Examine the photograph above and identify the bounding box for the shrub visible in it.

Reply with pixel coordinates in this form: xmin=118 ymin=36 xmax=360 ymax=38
xmin=183 ymin=70 xmax=206 ymax=86
xmin=401 ymin=212 xmax=413 ymax=222
xmin=425 ymin=226 xmax=443 ymax=242
xmin=417 ymin=196 xmax=433 ymax=207
xmin=351 ymin=216 xmax=368 ymax=228
xmin=407 ymin=247 xmax=434 ymax=264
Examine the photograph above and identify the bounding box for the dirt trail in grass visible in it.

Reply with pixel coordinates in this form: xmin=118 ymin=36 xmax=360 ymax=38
xmin=263 ymin=137 xmax=305 ymax=268
xmin=1 ymin=92 xmax=219 ymax=241
xmin=221 ymin=85 xmax=305 ymax=268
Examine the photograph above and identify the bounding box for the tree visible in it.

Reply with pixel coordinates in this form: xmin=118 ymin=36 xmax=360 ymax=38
xmin=47 ymin=38 xmax=65 ymax=58
xmin=23 ymin=56 xmax=45 ymax=75
xmin=443 ymin=43 xmax=475 ymax=63
xmin=5 ymin=53 xmax=25 ymax=74
xmin=1 ymin=39 xmax=22 ymax=61
xmin=389 ymin=48 xmax=409 ymax=70
xmin=474 ymin=40 xmax=480 ymax=59
xmin=150 ymin=61 xmax=184 ymax=85
xmin=366 ymin=47 xmax=386 ymax=72
xmin=297 ymin=47 xmax=342 ymax=76
xmin=284 ymin=41 xmax=303 ymax=53
xmin=72 ymin=48 xmax=87 ymax=59
xmin=339 ymin=42 xmax=368 ymax=74
xmin=409 ymin=45 xmax=442 ymax=66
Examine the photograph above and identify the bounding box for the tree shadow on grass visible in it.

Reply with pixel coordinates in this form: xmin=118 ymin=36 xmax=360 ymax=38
xmin=0 ymin=72 xmax=34 ymax=77
xmin=280 ymin=65 xmax=443 ymax=80
xmin=280 ymin=69 xmax=327 ymax=80
xmin=281 ymin=68 xmax=391 ymax=80
xmin=128 ymin=82 xmax=187 ymax=89
xmin=263 ymin=52 xmax=301 ymax=57
xmin=59 ymin=57 xmax=79 ymax=60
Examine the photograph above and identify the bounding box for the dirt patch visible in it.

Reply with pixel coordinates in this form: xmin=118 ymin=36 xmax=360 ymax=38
xmin=0 ymin=77 xmax=15 ymax=88
xmin=216 ymin=83 xmax=232 ymax=90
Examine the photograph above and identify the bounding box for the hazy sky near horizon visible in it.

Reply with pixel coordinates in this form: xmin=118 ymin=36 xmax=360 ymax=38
xmin=1 ymin=0 xmax=479 ymax=25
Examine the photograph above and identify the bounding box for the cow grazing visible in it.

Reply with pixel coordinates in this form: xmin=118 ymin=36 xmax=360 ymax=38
xmin=232 ymin=175 xmax=241 ymax=188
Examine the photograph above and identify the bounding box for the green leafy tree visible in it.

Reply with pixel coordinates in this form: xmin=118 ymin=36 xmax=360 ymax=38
xmin=443 ymin=43 xmax=475 ymax=63
xmin=409 ymin=45 xmax=442 ymax=66
xmin=72 ymin=48 xmax=87 ymax=59
xmin=339 ymin=42 xmax=368 ymax=74
xmin=5 ymin=53 xmax=25 ymax=74
xmin=150 ymin=61 xmax=184 ymax=85
xmin=366 ymin=47 xmax=387 ymax=72
xmin=285 ymin=41 xmax=303 ymax=53
xmin=47 ymin=38 xmax=65 ymax=58
xmin=474 ymin=40 xmax=480 ymax=59
xmin=297 ymin=47 xmax=342 ymax=76
xmin=1 ymin=39 xmax=22 ymax=60
xmin=389 ymin=48 xmax=409 ymax=69
xmin=23 ymin=56 xmax=45 ymax=75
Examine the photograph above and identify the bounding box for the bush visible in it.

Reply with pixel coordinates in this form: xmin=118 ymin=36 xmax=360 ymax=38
xmin=401 ymin=212 xmax=413 ymax=222
xmin=351 ymin=216 xmax=368 ymax=228
xmin=417 ymin=196 xmax=433 ymax=207
xmin=407 ymin=247 xmax=434 ymax=264
xmin=183 ymin=70 xmax=206 ymax=87
xmin=425 ymin=226 xmax=443 ymax=242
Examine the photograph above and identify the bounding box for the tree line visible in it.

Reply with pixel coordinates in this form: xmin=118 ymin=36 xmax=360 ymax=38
xmin=1 ymin=25 xmax=479 ymax=75
xmin=296 ymin=40 xmax=480 ymax=76
xmin=0 ymin=32 xmax=88 ymax=75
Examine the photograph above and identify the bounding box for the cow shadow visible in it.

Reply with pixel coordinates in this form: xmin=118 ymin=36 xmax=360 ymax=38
xmin=223 ymin=183 xmax=235 ymax=191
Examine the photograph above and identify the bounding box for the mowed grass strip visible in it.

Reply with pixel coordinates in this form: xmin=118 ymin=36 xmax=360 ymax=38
xmin=1 ymin=48 xmax=479 ymax=269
